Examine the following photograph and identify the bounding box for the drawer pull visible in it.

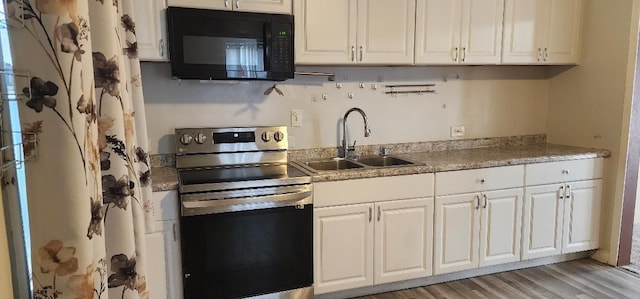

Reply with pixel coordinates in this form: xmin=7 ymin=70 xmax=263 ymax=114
xmin=562 ymin=170 xmax=570 ymax=175
xmin=483 ymin=194 xmax=488 ymax=209
xmin=566 ymin=185 xmax=571 ymax=199
xmin=480 ymin=178 xmax=485 ymax=184
xmin=475 ymin=195 xmax=480 ymax=210
xmin=559 ymin=185 xmax=565 ymax=199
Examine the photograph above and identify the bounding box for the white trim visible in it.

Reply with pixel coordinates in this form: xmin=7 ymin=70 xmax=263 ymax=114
xmin=317 ymin=251 xmax=594 ymax=299
xmin=610 ymin=0 xmax=640 ymax=267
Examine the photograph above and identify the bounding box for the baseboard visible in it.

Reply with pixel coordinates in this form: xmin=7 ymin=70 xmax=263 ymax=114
xmin=592 ymin=249 xmax=610 ymax=264
xmin=317 ymin=251 xmax=594 ymax=299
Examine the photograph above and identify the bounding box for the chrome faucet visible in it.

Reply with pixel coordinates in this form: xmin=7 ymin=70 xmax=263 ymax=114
xmin=341 ymin=107 xmax=371 ymax=158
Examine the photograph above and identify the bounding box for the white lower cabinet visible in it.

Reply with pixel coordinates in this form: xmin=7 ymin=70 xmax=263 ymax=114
xmin=314 ymin=198 xmax=433 ymax=294
xmin=314 ymin=204 xmax=374 ymax=294
xmin=147 ymin=191 xmax=183 ymax=299
xmin=522 ymin=179 xmax=602 ymax=260
xmin=434 ymin=188 xmax=523 ymax=275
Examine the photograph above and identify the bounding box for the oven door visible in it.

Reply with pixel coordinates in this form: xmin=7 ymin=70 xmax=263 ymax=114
xmin=167 ymin=7 xmax=294 ymax=81
xmin=180 ymin=192 xmax=313 ymax=298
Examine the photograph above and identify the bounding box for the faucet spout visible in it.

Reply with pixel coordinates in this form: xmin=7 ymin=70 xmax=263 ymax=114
xmin=341 ymin=107 xmax=371 ymax=158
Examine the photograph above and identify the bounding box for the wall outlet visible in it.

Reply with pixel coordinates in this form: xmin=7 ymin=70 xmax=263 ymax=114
xmin=291 ymin=109 xmax=303 ymax=127
xmin=451 ymin=125 xmax=465 ymax=137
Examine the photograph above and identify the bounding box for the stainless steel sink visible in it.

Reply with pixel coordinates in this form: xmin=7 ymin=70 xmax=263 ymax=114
xmin=303 ymin=159 xmax=365 ymax=171
xmin=355 ymin=156 xmax=415 ymax=167
xmin=295 ymin=155 xmax=419 ymax=173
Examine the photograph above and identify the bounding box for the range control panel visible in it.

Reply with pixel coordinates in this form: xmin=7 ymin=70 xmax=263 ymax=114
xmin=175 ymin=126 xmax=288 ymax=155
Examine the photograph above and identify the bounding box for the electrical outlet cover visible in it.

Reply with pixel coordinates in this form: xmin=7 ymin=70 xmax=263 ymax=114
xmin=451 ymin=125 xmax=465 ymax=137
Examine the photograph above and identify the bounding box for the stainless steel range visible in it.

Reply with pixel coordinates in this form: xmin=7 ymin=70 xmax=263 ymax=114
xmin=175 ymin=126 xmax=313 ymax=299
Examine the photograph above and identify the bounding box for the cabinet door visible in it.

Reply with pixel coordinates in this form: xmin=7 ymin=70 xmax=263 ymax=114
xmin=236 ymin=0 xmax=292 ymax=14
xmin=167 ymin=0 xmax=232 ymax=10
xmin=295 ymin=0 xmax=357 ymax=64
xmin=479 ymin=188 xmax=522 ymax=267
xmin=146 ymin=231 xmax=169 ymax=299
xmin=545 ymin=0 xmax=582 ymax=64
xmin=502 ymin=0 xmax=547 ymax=64
xmin=563 ymin=180 xmax=602 ymax=253
xmin=374 ymin=198 xmax=433 ymax=284
xmin=145 ymin=222 xmax=182 ymax=299
xmin=434 ymin=194 xmax=480 ymax=275
xmin=522 ymin=184 xmax=563 ymax=260
xmin=314 ymin=204 xmax=374 ymax=294
xmin=357 ymin=0 xmax=416 ymax=64
xmin=135 ymin=0 xmax=169 ymax=61
xmin=459 ymin=0 xmax=504 ymax=64
xmin=415 ymin=0 xmax=462 ymax=64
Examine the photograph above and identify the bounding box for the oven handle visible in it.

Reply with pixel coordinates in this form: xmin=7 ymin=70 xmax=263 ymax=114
xmin=181 ymin=190 xmax=313 ymax=216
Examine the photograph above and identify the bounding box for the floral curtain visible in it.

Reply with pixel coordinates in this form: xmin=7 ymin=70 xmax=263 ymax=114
xmin=7 ymin=0 xmax=152 ymax=298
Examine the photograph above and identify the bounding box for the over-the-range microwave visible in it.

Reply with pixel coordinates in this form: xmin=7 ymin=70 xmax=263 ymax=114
xmin=166 ymin=7 xmax=295 ymax=81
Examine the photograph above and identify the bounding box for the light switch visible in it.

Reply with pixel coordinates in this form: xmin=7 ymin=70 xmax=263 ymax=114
xmin=291 ymin=109 xmax=302 ymax=127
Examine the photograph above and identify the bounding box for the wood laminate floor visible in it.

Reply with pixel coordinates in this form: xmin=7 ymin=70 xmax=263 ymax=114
xmin=354 ymin=259 xmax=640 ymax=299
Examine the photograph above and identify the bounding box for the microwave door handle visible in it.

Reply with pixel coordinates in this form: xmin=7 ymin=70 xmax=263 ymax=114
xmin=264 ymin=23 xmax=272 ymax=71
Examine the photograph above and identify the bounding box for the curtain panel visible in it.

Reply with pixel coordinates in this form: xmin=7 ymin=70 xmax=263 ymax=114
xmin=6 ymin=0 xmax=152 ymax=298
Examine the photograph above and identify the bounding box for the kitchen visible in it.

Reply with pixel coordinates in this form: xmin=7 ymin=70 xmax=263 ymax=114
xmin=2 ymin=0 xmax=640 ymax=298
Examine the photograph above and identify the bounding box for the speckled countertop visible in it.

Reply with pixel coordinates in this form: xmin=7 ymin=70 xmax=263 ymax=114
xmin=151 ymin=142 xmax=610 ymax=191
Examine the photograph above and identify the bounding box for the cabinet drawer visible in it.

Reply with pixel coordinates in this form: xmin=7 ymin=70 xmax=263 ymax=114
xmin=435 ymin=165 xmax=524 ymax=196
xmin=525 ymin=158 xmax=603 ymax=186
xmin=314 ymin=173 xmax=434 ymax=207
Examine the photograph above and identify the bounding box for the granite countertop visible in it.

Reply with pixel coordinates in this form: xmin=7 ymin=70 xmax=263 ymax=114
xmin=151 ymin=143 xmax=610 ymax=191
xmin=151 ymin=167 xmax=179 ymax=192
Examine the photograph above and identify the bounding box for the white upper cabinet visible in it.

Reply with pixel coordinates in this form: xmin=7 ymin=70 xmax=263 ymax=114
xmin=167 ymin=0 xmax=292 ymax=14
xmin=502 ymin=0 xmax=582 ymax=64
xmin=134 ymin=0 xmax=169 ymax=61
xmin=294 ymin=0 xmax=357 ymax=64
xmin=415 ymin=0 xmax=504 ymax=64
xmin=295 ymin=0 xmax=416 ymax=65
xmin=357 ymin=0 xmax=416 ymax=64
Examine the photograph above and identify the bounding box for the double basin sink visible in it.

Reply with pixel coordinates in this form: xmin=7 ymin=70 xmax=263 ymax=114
xmin=295 ymin=155 xmax=419 ymax=172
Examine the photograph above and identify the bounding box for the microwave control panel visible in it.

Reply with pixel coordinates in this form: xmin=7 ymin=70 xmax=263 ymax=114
xmin=270 ymin=23 xmax=293 ymax=73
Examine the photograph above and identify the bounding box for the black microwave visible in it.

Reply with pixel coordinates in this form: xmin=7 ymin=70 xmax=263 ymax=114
xmin=166 ymin=7 xmax=295 ymax=81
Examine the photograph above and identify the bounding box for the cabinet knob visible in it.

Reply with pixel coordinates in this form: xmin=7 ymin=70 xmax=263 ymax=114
xmin=480 ymin=178 xmax=485 ymax=184
xmin=562 ymin=170 xmax=570 ymax=175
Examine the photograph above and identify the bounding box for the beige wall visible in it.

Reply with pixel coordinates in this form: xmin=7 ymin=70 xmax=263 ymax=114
xmin=0 ymin=192 xmax=14 ymax=298
xmin=142 ymin=64 xmax=549 ymax=154
xmin=547 ymin=0 xmax=640 ymax=264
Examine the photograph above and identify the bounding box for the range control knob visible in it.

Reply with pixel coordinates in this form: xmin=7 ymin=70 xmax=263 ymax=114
xmin=274 ymin=131 xmax=285 ymax=142
xmin=180 ymin=134 xmax=193 ymax=145
xmin=261 ymin=131 xmax=272 ymax=142
xmin=194 ymin=133 xmax=208 ymax=144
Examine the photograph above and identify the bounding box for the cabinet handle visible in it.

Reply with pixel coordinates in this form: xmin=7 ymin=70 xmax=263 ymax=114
xmin=475 ymin=195 xmax=480 ymax=210
xmin=235 ymin=0 xmax=240 ymax=9
xmin=483 ymin=194 xmax=488 ymax=209
xmin=351 ymin=46 xmax=356 ymax=62
xmin=537 ymin=48 xmax=542 ymax=62
xmin=159 ymin=39 xmax=165 ymax=57
xmin=544 ymin=48 xmax=549 ymax=61
xmin=566 ymin=185 xmax=571 ymax=199
xmin=462 ymin=47 xmax=467 ymax=62
xmin=172 ymin=223 xmax=177 ymax=242
xmin=454 ymin=47 xmax=459 ymax=62
xmin=359 ymin=46 xmax=363 ymax=62
xmin=559 ymin=185 xmax=565 ymax=199
xmin=225 ymin=0 xmax=229 ymax=7
xmin=377 ymin=206 xmax=381 ymax=221
xmin=369 ymin=207 xmax=372 ymax=222
xmin=562 ymin=169 xmax=570 ymax=175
